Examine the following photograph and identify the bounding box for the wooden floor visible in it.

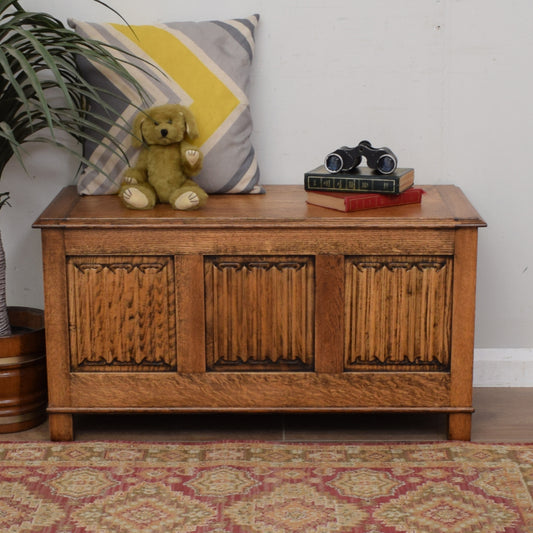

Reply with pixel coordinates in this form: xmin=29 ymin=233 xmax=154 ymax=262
xmin=2 ymin=388 xmax=533 ymax=442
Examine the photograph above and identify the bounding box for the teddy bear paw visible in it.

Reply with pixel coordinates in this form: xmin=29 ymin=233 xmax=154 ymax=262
xmin=185 ymin=149 xmax=200 ymax=166
xmin=123 ymin=176 xmax=138 ymax=185
xmin=174 ymin=191 xmax=200 ymax=210
xmin=121 ymin=187 xmax=150 ymax=209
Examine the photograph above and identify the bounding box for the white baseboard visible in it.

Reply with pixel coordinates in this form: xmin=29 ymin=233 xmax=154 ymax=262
xmin=473 ymin=348 xmax=533 ymax=387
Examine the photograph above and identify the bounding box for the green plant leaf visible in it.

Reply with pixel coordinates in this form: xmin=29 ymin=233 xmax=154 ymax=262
xmin=0 ymin=0 xmax=155 ymax=205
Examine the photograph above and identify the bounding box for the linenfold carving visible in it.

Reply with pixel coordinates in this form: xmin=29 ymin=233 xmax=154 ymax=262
xmin=74 ymin=262 xmax=166 ymax=274
xmin=205 ymin=256 xmax=315 ymax=371
xmin=345 ymin=256 xmax=452 ymax=371
xmin=67 ymin=256 xmax=176 ymax=371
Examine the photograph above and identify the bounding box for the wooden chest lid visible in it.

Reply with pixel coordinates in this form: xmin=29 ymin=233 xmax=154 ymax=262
xmin=33 ymin=184 xmax=486 ymax=230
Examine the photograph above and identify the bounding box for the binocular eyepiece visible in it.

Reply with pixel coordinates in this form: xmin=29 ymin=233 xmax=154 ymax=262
xmin=324 ymin=140 xmax=398 ymax=175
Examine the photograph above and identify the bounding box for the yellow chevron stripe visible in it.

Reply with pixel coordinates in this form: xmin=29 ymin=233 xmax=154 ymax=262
xmin=111 ymin=24 xmax=239 ymax=146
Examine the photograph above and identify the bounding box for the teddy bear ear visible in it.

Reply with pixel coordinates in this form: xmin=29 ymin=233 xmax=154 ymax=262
xmin=131 ymin=111 xmax=147 ymax=148
xmin=180 ymin=107 xmax=199 ymax=140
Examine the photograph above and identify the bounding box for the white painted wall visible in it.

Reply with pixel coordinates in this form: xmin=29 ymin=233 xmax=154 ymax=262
xmin=1 ymin=1 xmax=532 ymax=381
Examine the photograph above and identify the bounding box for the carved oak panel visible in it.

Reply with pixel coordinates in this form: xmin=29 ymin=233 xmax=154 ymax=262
xmin=67 ymin=256 xmax=176 ymax=371
xmin=205 ymin=256 xmax=315 ymax=371
xmin=345 ymin=256 xmax=453 ymax=371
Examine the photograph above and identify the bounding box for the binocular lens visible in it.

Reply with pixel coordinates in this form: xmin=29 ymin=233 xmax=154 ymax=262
xmin=325 ymin=154 xmax=343 ymax=173
xmin=324 ymin=142 xmax=397 ymax=174
xmin=377 ymin=155 xmax=397 ymax=175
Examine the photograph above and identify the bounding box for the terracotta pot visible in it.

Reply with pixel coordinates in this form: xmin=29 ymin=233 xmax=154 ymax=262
xmin=0 ymin=307 xmax=47 ymax=433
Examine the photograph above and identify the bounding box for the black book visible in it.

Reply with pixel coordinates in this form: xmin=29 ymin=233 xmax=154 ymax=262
xmin=304 ymin=165 xmax=415 ymax=194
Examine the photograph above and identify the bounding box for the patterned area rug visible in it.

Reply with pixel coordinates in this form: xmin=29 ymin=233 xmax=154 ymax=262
xmin=1 ymin=441 xmax=532 ymax=532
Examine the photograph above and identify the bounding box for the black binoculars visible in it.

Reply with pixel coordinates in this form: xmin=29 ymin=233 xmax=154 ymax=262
xmin=324 ymin=140 xmax=398 ymax=175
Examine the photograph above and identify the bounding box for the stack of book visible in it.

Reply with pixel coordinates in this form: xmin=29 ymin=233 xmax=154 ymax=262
xmin=303 ymin=164 xmax=423 ymax=212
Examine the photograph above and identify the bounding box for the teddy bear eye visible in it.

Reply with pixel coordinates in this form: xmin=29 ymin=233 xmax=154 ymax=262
xmin=153 ymin=121 xmax=159 ymax=126
xmin=167 ymin=119 xmax=173 ymax=124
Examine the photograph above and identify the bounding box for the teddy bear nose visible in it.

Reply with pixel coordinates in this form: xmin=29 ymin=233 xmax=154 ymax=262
xmin=160 ymin=129 xmax=168 ymax=137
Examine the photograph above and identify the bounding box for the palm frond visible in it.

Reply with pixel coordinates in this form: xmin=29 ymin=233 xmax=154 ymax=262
xmin=0 ymin=0 xmax=155 ymax=209
xmin=0 ymin=191 xmax=9 ymax=209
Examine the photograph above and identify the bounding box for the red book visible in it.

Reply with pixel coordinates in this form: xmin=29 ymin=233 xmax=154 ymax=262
xmin=306 ymin=188 xmax=424 ymax=212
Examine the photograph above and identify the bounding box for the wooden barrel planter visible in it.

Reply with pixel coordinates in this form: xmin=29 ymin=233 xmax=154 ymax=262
xmin=0 ymin=307 xmax=47 ymax=433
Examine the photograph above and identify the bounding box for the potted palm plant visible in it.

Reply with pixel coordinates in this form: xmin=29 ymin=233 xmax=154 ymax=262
xmin=0 ymin=0 xmax=149 ymax=431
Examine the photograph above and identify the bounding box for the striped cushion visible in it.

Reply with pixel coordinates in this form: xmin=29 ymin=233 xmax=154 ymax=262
xmin=69 ymin=15 xmax=262 ymax=196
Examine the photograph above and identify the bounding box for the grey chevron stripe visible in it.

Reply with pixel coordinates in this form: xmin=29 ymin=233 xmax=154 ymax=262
xmin=213 ymin=16 xmax=259 ymax=61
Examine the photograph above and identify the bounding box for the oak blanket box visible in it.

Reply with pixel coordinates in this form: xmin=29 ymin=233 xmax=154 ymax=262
xmin=33 ymin=184 xmax=486 ymax=441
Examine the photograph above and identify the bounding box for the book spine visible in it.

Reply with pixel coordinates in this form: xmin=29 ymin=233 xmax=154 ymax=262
xmin=344 ymin=189 xmax=422 ymax=211
xmin=304 ymin=175 xmax=401 ymax=194
xmin=345 ymin=196 xmax=382 ymax=210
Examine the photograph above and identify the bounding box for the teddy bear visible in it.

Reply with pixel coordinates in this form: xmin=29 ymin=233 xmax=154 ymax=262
xmin=118 ymin=103 xmax=208 ymax=210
